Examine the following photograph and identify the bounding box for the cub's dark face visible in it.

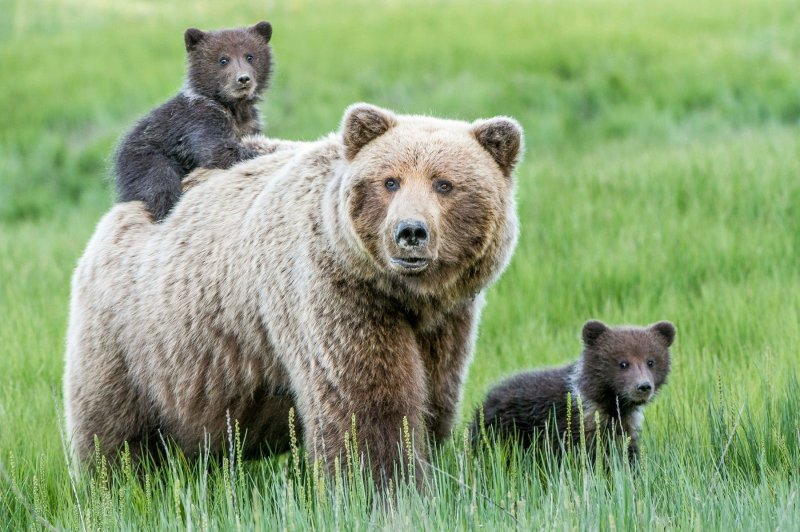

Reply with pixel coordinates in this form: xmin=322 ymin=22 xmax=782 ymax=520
xmin=339 ymin=104 xmax=523 ymax=293
xmin=184 ymin=22 xmax=273 ymax=103
xmin=581 ymin=320 xmax=675 ymax=408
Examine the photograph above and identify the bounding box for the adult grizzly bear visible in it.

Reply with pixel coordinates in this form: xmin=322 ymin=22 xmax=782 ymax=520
xmin=64 ymin=103 xmax=523 ymax=486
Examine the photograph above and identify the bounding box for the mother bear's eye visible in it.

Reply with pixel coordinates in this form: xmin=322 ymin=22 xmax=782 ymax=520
xmin=434 ymin=179 xmax=453 ymax=194
xmin=384 ymin=178 xmax=400 ymax=191
xmin=219 ymin=56 xmax=229 ymax=66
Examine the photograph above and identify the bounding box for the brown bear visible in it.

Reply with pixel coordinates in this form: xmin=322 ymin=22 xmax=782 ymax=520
xmin=114 ymin=21 xmax=274 ymax=222
xmin=472 ymin=320 xmax=674 ymax=464
xmin=64 ymin=103 xmax=524 ymax=487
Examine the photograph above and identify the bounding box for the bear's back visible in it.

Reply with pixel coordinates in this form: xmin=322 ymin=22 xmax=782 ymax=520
xmin=480 ymin=365 xmax=574 ymax=437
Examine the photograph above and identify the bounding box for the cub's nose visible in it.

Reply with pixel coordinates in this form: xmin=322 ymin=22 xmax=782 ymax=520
xmin=394 ymin=219 xmax=429 ymax=249
xmin=637 ymin=382 xmax=653 ymax=393
xmin=237 ymin=74 xmax=251 ymax=85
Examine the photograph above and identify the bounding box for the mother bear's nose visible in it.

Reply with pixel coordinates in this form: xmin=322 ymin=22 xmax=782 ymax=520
xmin=394 ymin=219 xmax=429 ymax=249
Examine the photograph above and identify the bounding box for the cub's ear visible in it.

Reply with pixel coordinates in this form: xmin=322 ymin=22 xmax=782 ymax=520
xmin=650 ymin=321 xmax=676 ymax=347
xmin=252 ymin=21 xmax=273 ymax=43
xmin=341 ymin=103 xmax=398 ymax=161
xmin=184 ymin=28 xmax=207 ymax=52
xmin=471 ymin=117 xmax=524 ymax=177
xmin=582 ymin=320 xmax=609 ymax=347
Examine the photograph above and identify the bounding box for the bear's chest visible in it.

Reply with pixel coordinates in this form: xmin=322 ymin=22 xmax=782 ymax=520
xmin=226 ymin=104 xmax=261 ymax=139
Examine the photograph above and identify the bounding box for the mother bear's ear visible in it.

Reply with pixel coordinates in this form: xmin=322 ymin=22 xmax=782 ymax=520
xmin=471 ymin=117 xmax=524 ymax=177
xmin=341 ymin=103 xmax=398 ymax=161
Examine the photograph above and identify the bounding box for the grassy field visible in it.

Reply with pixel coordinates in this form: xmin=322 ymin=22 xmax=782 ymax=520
xmin=2 ymin=0 xmax=799 ymax=528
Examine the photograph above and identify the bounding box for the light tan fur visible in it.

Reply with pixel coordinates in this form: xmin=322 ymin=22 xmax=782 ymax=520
xmin=64 ymin=103 xmax=524 ymax=486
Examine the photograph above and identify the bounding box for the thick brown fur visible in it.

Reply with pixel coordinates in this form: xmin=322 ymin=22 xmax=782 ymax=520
xmin=472 ymin=320 xmax=674 ymax=464
xmin=114 ymin=22 xmax=273 ymax=221
xmin=64 ymin=104 xmax=524 ymax=488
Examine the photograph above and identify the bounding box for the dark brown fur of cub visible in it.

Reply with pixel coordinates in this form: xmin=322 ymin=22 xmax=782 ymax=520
xmin=473 ymin=320 xmax=674 ymax=464
xmin=114 ymin=22 xmax=273 ymax=221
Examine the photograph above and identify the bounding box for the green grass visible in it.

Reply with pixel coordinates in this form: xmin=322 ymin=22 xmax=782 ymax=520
xmin=2 ymin=0 xmax=799 ymax=528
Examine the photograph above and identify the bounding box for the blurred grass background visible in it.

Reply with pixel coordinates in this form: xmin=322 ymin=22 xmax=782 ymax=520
xmin=1 ymin=0 xmax=799 ymax=528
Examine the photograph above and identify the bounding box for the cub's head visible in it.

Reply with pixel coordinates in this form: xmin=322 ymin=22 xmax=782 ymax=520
xmin=339 ymin=103 xmax=523 ymax=295
xmin=580 ymin=320 xmax=675 ymax=408
xmin=184 ymin=21 xmax=273 ymax=103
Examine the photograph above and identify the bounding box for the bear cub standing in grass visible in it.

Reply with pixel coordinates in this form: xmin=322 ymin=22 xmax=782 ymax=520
xmin=114 ymin=21 xmax=273 ymax=221
xmin=473 ymin=320 xmax=675 ymax=464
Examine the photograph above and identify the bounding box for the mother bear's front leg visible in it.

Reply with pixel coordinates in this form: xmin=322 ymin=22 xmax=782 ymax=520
xmin=419 ymin=300 xmax=481 ymax=443
xmin=289 ymin=291 xmax=429 ymax=490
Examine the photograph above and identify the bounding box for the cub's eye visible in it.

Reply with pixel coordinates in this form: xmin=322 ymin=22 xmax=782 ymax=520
xmin=245 ymin=54 xmax=254 ymax=63
xmin=434 ymin=179 xmax=453 ymax=194
xmin=219 ymin=57 xmax=229 ymax=66
xmin=384 ymin=178 xmax=400 ymax=191
xmin=619 ymin=361 xmax=629 ymax=370
xmin=647 ymin=359 xmax=655 ymax=367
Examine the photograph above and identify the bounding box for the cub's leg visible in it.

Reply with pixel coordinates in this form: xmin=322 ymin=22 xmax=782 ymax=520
xmin=116 ymin=153 xmax=183 ymax=222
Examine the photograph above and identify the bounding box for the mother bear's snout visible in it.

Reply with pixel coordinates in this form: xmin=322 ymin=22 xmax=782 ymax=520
xmin=394 ymin=219 xmax=429 ymax=249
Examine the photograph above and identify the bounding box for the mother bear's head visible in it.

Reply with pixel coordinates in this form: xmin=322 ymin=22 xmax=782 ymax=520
xmin=335 ymin=103 xmax=524 ymax=297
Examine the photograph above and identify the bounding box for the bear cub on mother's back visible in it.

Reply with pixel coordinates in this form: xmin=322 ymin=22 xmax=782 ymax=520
xmin=115 ymin=22 xmax=273 ymax=221
xmin=473 ymin=320 xmax=675 ymax=464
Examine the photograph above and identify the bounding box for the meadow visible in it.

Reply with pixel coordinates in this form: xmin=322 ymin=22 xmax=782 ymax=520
xmin=1 ymin=0 xmax=799 ymax=528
